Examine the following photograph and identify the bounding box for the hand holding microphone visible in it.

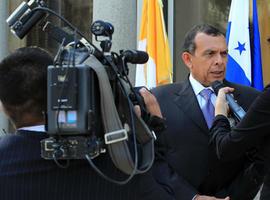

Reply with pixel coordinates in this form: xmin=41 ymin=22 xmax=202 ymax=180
xmin=211 ymin=81 xmax=246 ymax=121
xmin=214 ymin=87 xmax=234 ymax=117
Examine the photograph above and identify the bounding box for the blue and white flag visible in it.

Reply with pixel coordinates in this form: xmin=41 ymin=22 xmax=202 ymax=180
xmin=226 ymin=0 xmax=264 ymax=90
xmin=226 ymin=0 xmax=251 ymax=86
xmin=252 ymin=0 xmax=264 ymax=90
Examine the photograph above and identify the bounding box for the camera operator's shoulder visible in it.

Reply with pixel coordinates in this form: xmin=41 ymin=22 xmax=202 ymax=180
xmin=0 ymin=134 xmax=20 ymax=146
xmin=0 ymin=134 xmax=27 ymax=156
xmin=0 ymin=133 xmax=44 ymax=151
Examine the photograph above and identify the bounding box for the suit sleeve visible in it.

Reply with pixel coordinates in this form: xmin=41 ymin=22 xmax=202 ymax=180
xmin=151 ymin=84 xmax=202 ymax=199
xmin=208 ymin=85 xmax=270 ymax=199
xmin=152 ymin=130 xmax=198 ymax=200
xmin=209 ymin=84 xmax=270 ymax=162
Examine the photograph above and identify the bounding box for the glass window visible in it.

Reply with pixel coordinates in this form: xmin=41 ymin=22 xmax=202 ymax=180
xmin=24 ymin=0 xmax=93 ymax=54
xmin=173 ymin=0 xmax=231 ymax=82
xmin=205 ymin=0 xmax=231 ymax=32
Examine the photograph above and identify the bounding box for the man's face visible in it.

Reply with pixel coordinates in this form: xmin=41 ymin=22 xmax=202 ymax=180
xmin=182 ymin=32 xmax=228 ymax=86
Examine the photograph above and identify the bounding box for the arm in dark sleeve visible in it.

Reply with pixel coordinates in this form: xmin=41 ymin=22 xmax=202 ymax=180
xmin=226 ymin=160 xmax=265 ymax=200
xmin=153 ymin=130 xmax=199 ymax=200
xmin=208 ymin=116 xmax=265 ymax=199
xmin=209 ymin=85 xmax=270 ymax=162
xmin=139 ymin=169 xmax=177 ymax=200
xmin=209 ymin=114 xmax=234 ymax=161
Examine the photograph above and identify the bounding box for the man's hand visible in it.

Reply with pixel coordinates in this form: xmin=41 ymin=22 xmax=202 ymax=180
xmin=195 ymin=195 xmax=230 ymax=200
xmin=134 ymin=88 xmax=162 ymax=118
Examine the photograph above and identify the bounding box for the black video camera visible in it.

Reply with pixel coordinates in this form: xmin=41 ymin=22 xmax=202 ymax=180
xmin=7 ymin=0 xmax=157 ymax=183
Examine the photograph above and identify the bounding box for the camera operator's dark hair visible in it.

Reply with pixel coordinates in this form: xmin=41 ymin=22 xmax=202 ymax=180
xmin=182 ymin=24 xmax=225 ymax=54
xmin=0 ymin=47 xmax=53 ymax=126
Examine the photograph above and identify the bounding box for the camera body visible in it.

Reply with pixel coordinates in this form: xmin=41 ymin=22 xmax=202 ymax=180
xmin=47 ymin=65 xmax=100 ymax=135
xmin=7 ymin=0 xmax=155 ymax=178
xmin=42 ymin=64 xmax=104 ymax=160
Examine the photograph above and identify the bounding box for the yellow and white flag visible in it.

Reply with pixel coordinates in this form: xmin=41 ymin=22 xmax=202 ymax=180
xmin=135 ymin=0 xmax=173 ymax=88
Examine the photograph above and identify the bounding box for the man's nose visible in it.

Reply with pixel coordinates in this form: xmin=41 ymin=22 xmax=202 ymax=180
xmin=215 ymin=54 xmax=224 ymax=65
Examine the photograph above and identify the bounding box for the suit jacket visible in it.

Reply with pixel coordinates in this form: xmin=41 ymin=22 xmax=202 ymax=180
xmin=0 ymin=130 xmax=173 ymax=200
xmin=152 ymin=78 xmax=261 ymax=200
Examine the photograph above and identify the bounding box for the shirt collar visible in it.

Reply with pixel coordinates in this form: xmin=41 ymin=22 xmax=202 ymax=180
xmin=189 ymin=74 xmax=214 ymax=96
xmin=17 ymin=125 xmax=45 ymax=132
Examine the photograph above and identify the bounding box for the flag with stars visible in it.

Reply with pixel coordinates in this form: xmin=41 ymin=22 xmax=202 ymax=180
xmin=252 ymin=0 xmax=264 ymax=90
xmin=226 ymin=0 xmax=251 ymax=86
xmin=226 ymin=0 xmax=264 ymax=90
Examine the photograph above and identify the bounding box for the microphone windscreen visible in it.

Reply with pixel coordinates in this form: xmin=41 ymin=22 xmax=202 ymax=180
xmin=123 ymin=50 xmax=149 ymax=64
xmin=211 ymin=80 xmax=225 ymax=95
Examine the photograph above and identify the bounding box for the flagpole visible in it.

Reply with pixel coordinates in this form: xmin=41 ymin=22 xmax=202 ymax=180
xmin=168 ymin=0 xmax=174 ymax=81
xmin=252 ymin=0 xmax=264 ymax=90
xmin=137 ymin=0 xmax=143 ymax=43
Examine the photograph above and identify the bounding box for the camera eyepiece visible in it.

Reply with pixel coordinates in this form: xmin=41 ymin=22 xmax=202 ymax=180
xmin=91 ymin=20 xmax=114 ymax=38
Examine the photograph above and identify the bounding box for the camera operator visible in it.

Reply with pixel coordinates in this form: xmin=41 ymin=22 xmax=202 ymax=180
xmin=0 ymin=46 xmax=173 ymax=200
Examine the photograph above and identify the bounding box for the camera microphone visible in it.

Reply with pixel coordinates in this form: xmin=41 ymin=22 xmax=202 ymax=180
xmin=122 ymin=50 xmax=149 ymax=64
xmin=211 ymin=80 xmax=246 ymax=121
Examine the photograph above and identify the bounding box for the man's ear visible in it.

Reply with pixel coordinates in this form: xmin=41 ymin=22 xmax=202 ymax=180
xmin=181 ymin=52 xmax=193 ymax=70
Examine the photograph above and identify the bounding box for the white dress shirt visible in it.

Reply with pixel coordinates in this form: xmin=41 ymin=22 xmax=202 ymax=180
xmin=17 ymin=125 xmax=45 ymax=132
xmin=189 ymin=74 xmax=217 ymax=109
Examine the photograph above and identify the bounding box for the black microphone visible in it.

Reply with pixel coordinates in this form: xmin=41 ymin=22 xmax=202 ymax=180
xmin=122 ymin=50 xmax=149 ymax=64
xmin=211 ymin=80 xmax=246 ymax=121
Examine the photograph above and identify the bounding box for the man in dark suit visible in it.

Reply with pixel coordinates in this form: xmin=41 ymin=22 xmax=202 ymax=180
xmin=0 ymin=46 xmax=173 ymax=200
xmin=152 ymin=24 xmax=263 ymax=200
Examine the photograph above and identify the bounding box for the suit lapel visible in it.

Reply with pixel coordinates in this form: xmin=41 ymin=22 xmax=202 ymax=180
xmin=173 ymin=80 xmax=209 ymax=134
xmin=223 ymin=80 xmax=241 ymax=100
